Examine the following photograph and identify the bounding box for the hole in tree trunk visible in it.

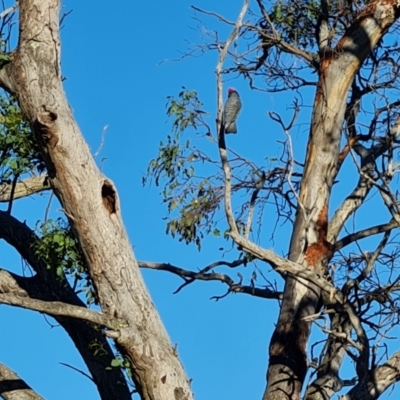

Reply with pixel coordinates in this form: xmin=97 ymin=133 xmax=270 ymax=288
xmin=102 ymin=181 xmax=116 ymax=214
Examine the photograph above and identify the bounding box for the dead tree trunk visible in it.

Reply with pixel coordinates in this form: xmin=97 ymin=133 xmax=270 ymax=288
xmin=0 ymin=1 xmax=193 ymax=399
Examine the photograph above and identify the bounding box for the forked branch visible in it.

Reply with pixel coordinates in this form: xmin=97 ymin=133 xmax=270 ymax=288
xmin=139 ymin=260 xmax=282 ymax=300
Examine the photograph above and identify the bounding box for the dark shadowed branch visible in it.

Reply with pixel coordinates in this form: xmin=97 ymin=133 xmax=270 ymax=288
xmin=139 ymin=260 xmax=282 ymax=300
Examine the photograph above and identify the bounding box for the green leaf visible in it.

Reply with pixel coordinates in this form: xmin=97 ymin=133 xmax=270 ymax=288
xmin=111 ymin=358 xmax=123 ymax=368
xmin=168 ymin=199 xmax=179 ymax=212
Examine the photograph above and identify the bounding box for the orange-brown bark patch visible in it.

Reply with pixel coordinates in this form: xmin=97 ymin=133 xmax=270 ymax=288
xmin=304 ymin=241 xmax=333 ymax=268
xmin=316 ymin=204 xmax=328 ymax=240
xmin=305 ymin=205 xmax=333 ymax=268
xmin=320 ymin=52 xmax=334 ymax=72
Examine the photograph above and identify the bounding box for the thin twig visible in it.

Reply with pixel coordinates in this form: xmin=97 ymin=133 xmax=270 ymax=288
xmin=139 ymin=260 xmax=282 ymax=300
xmin=269 ymin=102 xmax=308 ymax=221
xmin=59 ymin=362 xmax=93 ymax=382
xmin=60 ymin=8 xmax=73 ymax=28
xmin=6 ymin=173 xmax=18 ymax=214
xmin=94 ymin=124 xmax=108 ymax=158
xmin=255 ymin=0 xmax=279 ymax=38
xmin=0 ymin=1 xmax=18 ymax=19
xmin=44 ymin=191 xmax=54 ymax=222
xmin=245 ymin=171 xmax=266 ymax=239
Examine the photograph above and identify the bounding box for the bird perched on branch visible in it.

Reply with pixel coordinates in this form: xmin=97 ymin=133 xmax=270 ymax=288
xmin=224 ymin=88 xmax=242 ymax=134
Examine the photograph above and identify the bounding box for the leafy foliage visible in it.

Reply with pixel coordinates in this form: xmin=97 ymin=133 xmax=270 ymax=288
xmin=0 ymin=95 xmax=45 ymax=182
xmin=145 ymin=89 xmax=295 ymax=251
xmin=269 ymin=0 xmax=320 ymax=49
xmin=109 ymin=356 xmax=132 ymax=375
xmin=33 ymin=218 xmax=98 ymax=305
xmin=144 ymin=89 xmax=223 ymax=249
xmin=166 ymin=88 xmax=207 ymax=134
xmin=107 ymin=354 xmax=135 ymax=390
xmin=267 ymin=0 xmax=354 ymax=50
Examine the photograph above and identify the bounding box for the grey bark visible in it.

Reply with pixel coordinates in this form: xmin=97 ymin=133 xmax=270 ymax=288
xmin=0 ymin=1 xmax=193 ymax=399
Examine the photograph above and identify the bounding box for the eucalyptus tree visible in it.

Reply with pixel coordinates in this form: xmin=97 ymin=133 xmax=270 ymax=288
xmin=146 ymin=1 xmax=400 ymax=400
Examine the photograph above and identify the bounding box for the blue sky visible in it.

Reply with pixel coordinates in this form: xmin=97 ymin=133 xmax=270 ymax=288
xmin=1 ymin=1 xmax=400 ymax=400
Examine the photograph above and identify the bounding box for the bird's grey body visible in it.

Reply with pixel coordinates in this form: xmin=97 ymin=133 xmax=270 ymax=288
xmin=224 ymin=89 xmax=242 ymax=134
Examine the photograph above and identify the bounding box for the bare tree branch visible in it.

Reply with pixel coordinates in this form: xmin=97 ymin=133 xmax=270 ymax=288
xmin=258 ymin=30 xmax=317 ymax=65
xmin=333 ymin=219 xmax=398 ymax=252
xmin=0 ymin=361 xmax=44 ymax=400
xmin=244 ymin=171 xmax=266 ymax=240
xmin=254 ymin=0 xmax=317 ymax=65
xmin=139 ymin=260 xmax=282 ymax=300
xmin=0 ymin=175 xmax=50 ymax=202
xmin=269 ymin=103 xmax=307 ymax=220
xmin=328 ymin=140 xmax=389 ymax=243
xmin=342 ymin=351 xmax=400 ymax=400
xmin=0 ymin=292 xmax=123 ymax=328
xmin=305 ymin=315 xmax=354 ymax=400
xmin=216 ymin=0 xmax=249 ymax=236
xmin=0 ymin=2 xmax=19 ymax=20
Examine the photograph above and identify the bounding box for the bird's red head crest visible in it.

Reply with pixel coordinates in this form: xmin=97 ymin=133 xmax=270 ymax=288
xmin=228 ymin=88 xmax=237 ymax=95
